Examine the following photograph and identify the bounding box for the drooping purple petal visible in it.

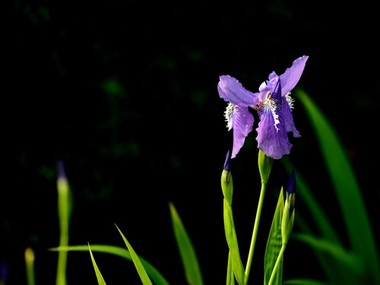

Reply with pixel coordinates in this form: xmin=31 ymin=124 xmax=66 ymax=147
xmin=279 ymin=55 xmax=309 ymax=96
xmin=218 ymin=75 xmax=260 ymax=106
xmin=256 ymin=79 xmax=292 ymax=159
xmin=231 ymin=105 xmax=254 ymax=158
xmin=256 ymin=110 xmax=292 ymax=159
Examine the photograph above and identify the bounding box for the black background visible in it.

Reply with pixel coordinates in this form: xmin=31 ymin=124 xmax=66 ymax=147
xmin=5 ymin=0 xmax=380 ymax=284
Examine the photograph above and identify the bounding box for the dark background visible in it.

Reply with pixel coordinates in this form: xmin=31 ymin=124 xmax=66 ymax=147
xmin=5 ymin=0 xmax=380 ymax=284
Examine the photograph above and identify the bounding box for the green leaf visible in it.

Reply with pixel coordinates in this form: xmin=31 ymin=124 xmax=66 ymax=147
xmin=223 ymin=200 xmax=245 ymax=285
xmin=50 ymin=245 xmax=169 ymax=285
xmin=264 ymin=188 xmax=284 ymax=285
xmin=284 ymin=279 xmax=327 ymax=285
xmin=169 ymin=202 xmax=203 ymax=285
xmin=115 ymin=224 xmax=153 ymax=285
xmin=296 ymin=88 xmax=380 ymax=283
xmin=293 ymin=233 xmax=362 ymax=272
xmin=282 ymin=159 xmax=354 ymax=284
xmin=281 ymin=157 xmax=340 ymax=242
xmin=88 ymin=243 xmax=107 ymax=285
xmin=226 ymin=252 xmax=235 ymax=285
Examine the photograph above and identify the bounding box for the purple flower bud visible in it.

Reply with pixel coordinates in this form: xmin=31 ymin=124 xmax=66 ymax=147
xmin=57 ymin=160 xmax=66 ymax=180
xmin=223 ymin=150 xmax=232 ymax=171
xmin=286 ymin=170 xmax=296 ymax=195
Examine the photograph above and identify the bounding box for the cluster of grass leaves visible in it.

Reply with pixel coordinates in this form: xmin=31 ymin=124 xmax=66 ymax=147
xmin=24 ymin=89 xmax=379 ymax=285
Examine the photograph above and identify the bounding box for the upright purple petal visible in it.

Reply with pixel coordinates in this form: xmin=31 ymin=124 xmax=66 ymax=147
xmin=270 ymin=77 xmax=282 ymax=102
xmin=218 ymin=75 xmax=260 ymax=106
xmin=279 ymin=55 xmax=309 ymax=95
xmin=231 ymin=106 xmax=254 ymax=158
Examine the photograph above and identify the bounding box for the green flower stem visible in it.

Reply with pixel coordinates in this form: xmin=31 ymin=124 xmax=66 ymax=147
xmin=244 ymin=182 xmax=267 ymax=284
xmin=56 ymin=164 xmax=72 ymax=285
xmin=268 ymin=245 xmax=286 ymax=285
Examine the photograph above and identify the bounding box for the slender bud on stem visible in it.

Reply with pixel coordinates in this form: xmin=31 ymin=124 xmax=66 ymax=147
xmin=221 ymin=151 xmax=233 ymax=206
xmin=258 ymin=150 xmax=273 ymax=184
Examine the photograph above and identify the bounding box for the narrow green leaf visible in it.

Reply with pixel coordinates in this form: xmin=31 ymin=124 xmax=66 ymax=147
xmin=281 ymin=159 xmax=352 ymax=284
xmin=223 ymin=201 xmax=245 ymax=285
xmin=169 ymin=202 xmax=203 ymax=285
xmin=88 ymin=243 xmax=107 ymax=285
xmin=296 ymin=88 xmax=380 ymax=282
xmin=264 ymin=188 xmax=284 ymax=285
xmin=115 ymin=224 xmax=153 ymax=285
xmin=284 ymin=279 xmax=327 ymax=285
xmin=226 ymin=252 xmax=235 ymax=285
xmin=50 ymin=245 xmax=169 ymax=285
xmin=281 ymin=158 xmax=339 ymax=242
xmin=293 ymin=233 xmax=362 ymax=272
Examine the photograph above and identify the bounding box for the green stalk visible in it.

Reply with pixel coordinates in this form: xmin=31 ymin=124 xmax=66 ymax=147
xmin=25 ymin=247 xmax=36 ymax=285
xmin=56 ymin=163 xmax=72 ymax=285
xmin=244 ymin=182 xmax=267 ymax=284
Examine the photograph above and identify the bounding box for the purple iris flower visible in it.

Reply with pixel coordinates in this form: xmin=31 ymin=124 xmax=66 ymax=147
xmin=217 ymin=55 xmax=308 ymax=159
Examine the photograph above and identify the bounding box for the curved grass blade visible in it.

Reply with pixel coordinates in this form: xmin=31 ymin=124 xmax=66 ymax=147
xmin=88 ymin=243 xmax=107 ymax=285
xmin=295 ymin=88 xmax=380 ymax=283
xmin=281 ymin=159 xmax=356 ymax=284
xmin=281 ymin=158 xmax=339 ymax=242
xmin=115 ymin=224 xmax=153 ymax=285
xmin=292 ymin=233 xmax=362 ymax=272
xmin=284 ymin=279 xmax=327 ymax=285
xmin=50 ymin=245 xmax=169 ymax=285
xmin=169 ymin=202 xmax=203 ymax=285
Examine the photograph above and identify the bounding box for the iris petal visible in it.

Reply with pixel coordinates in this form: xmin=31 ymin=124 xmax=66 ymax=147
xmin=256 ymin=79 xmax=292 ymax=159
xmin=218 ymin=75 xmax=260 ymax=106
xmin=231 ymin=106 xmax=254 ymax=158
xmin=218 ymin=55 xmax=308 ymax=159
xmin=256 ymin=108 xmax=292 ymax=159
xmin=279 ymin=55 xmax=309 ymax=96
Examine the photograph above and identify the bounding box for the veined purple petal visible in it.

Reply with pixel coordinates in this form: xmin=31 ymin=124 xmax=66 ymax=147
xmin=231 ymin=106 xmax=254 ymax=158
xmin=279 ymin=55 xmax=309 ymax=96
xmin=218 ymin=75 xmax=260 ymax=106
xmin=256 ymin=81 xmax=292 ymax=159
xmin=256 ymin=81 xmax=291 ymax=159
xmin=256 ymin=111 xmax=292 ymax=159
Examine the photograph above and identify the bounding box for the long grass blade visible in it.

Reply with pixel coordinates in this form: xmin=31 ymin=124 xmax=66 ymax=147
xmin=50 ymin=245 xmax=169 ymax=285
xmin=296 ymin=88 xmax=380 ymax=283
xmin=115 ymin=224 xmax=153 ymax=285
xmin=169 ymin=202 xmax=203 ymax=285
xmin=88 ymin=244 xmax=107 ymax=285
